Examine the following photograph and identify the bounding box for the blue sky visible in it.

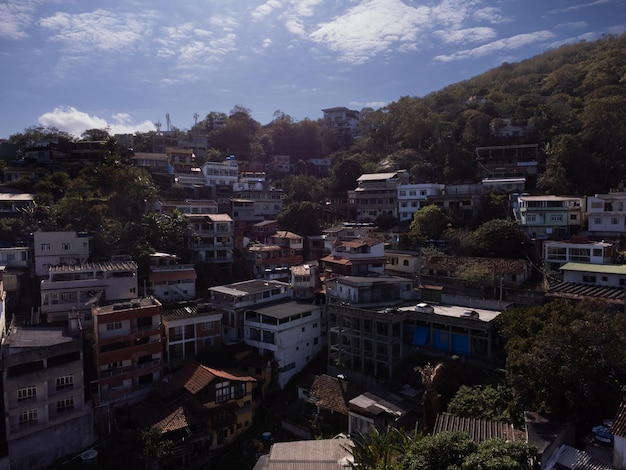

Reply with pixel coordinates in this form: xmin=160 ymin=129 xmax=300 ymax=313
xmin=1 ymin=0 xmax=624 ymax=139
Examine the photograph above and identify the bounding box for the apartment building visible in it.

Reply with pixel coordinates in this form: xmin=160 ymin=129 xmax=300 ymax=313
xmin=587 ymin=189 xmax=626 ymax=237
xmin=162 ymin=303 xmax=222 ymax=365
xmin=34 ymin=231 xmax=91 ymax=277
xmin=148 ymin=252 xmax=196 ymax=303
xmin=244 ymin=299 xmax=325 ymax=389
xmin=348 ymin=170 xmax=409 ymax=222
xmin=1 ymin=319 xmax=93 ymax=470
xmin=167 ymin=147 xmax=195 ymax=173
xmin=185 ymin=213 xmax=234 ymax=265
xmin=322 ymin=107 xmax=360 ymax=145
xmin=209 ymin=279 xmax=291 ymax=344
xmin=397 ymin=183 xmax=445 ymax=223
xmin=92 ymin=298 xmax=163 ymax=407
xmin=543 ymin=237 xmax=614 ymax=272
xmin=39 ymin=260 xmax=138 ymax=324
xmin=320 ymin=237 xmax=386 ymax=277
xmin=246 ymin=231 xmax=304 ymax=280
xmin=513 ymin=194 xmax=585 ymax=239
xmin=154 ymin=199 xmax=218 ymax=215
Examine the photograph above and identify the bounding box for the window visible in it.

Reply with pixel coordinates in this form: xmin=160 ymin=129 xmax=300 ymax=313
xmin=62 ymin=242 xmax=70 ymax=250
xmin=594 ymin=217 xmax=602 ymax=225
xmin=56 ymin=375 xmax=74 ymax=391
xmin=582 ymin=275 xmax=597 ymax=284
xmin=106 ymin=322 xmax=122 ymax=331
xmin=612 ymin=218 xmax=619 ymax=225
xmin=57 ymin=397 xmax=74 ymax=414
xmin=18 ymin=409 xmax=38 ymax=426
xmin=551 ymin=214 xmax=563 ymax=222
xmin=17 ymin=385 xmax=37 ymax=401
xmin=40 ymin=243 xmax=51 ymax=251
xmin=202 ymin=322 xmax=214 ymax=331
xmin=526 ymin=214 xmax=536 ymax=222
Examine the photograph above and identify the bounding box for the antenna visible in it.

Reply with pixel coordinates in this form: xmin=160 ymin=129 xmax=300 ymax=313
xmin=193 ymin=112 xmax=199 ymax=125
xmin=166 ymin=113 xmax=172 ymax=132
xmin=154 ymin=121 xmax=162 ymax=133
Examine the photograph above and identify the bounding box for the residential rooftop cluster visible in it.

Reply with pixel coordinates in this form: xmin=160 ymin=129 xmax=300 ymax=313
xmin=0 ymin=129 xmax=625 ymax=469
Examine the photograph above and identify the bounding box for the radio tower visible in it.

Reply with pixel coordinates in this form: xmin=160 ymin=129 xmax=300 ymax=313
xmin=166 ymin=113 xmax=172 ymax=132
xmin=193 ymin=112 xmax=199 ymax=125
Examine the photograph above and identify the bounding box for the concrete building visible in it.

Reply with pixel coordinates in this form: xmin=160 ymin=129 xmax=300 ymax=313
xmin=475 ymin=143 xmax=539 ymax=179
xmin=322 ymin=106 xmax=360 ymax=145
xmin=33 ymin=231 xmax=91 ymax=277
xmin=39 ymin=260 xmax=138 ymax=324
xmin=155 ymin=199 xmax=218 ymax=215
xmin=130 ymin=152 xmax=172 ymax=174
xmin=231 ymin=180 xmax=284 ymax=223
xmin=185 ymin=213 xmax=234 ymax=265
xmin=559 ymin=262 xmax=626 ymax=288
xmin=290 ymin=263 xmax=320 ymax=301
xmin=348 ymin=170 xmax=409 ymax=223
xmin=325 ymin=275 xmax=415 ymax=308
xmin=0 ymin=194 xmax=34 ymax=218
xmin=385 ymin=250 xmax=420 ymax=279
xmin=427 ymin=182 xmax=483 ymax=222
xmin=1 ymin=320 xmax=94 ymax=470
xmin=587 ymin=188 xmax=626 ymax=237
xmin=244 ymin=299 xmax=325 ymax=389
xmin=148 ymin=253 xmax=196 ymax=303
xmin=91 ymin=297 xmax=163 ymax=407
xmin=246 ymin=231 xmax=304 ymax=281
xmin=543 ymin=237 xmax=615 ymax=272
xmin=209 ymin=279 xmax=291 ymax=344
xmin=167 ymin=147 xmax=195 ymax=173
xmin=397 ymin=183 xmax=445 ymax=223
xmin=320 ymin=237 xmax=386 ymax=277
xmin=513 ymin=194 xmax=585 ymax=239
xmin=162 ymin=303 xmax=222 ymax=365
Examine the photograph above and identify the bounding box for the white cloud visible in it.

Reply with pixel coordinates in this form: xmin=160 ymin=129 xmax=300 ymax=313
xmin=472 ymin=7 xmax=512 ymax=24
xmin=38 ymin=106 xmax=154 ymax=137
xmin=39 ymin=9 xmax=153 ymax=54
xmin=0 ymin=0 xmax=38 ymax=39
xmin=308 ymin=0 xmax=430 ymax=64
xmin=548 ymin=0 xmax=611 ymax=14
xmin=251 ymin=0 xmax=283 ymax=21
xmin=349 ymin=100 xmax=388 ymax=109
xmin=433 ymin=30 xmax=556 ymax=62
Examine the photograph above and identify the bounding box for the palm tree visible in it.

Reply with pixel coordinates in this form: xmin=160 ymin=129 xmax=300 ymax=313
xmin=415 ymin=362 xmax=445 ymax=433
xmin=347 ymin=426 xmax=416 ymax=470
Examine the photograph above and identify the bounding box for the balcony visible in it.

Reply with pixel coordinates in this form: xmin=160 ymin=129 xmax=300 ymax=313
xmin=137 ymin=359 xmax=161 ymax=370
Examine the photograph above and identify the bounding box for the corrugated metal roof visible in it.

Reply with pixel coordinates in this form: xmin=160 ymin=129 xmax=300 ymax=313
xmin=433 ymin=414 xmax=520 ymax=443
xmin=545 ymin=445 xmax=614 ymax=470
xmin=610 ymin=401 xmax=626 ymax=438
xmin=262 ymin=437 xmax=354 ymax=470
xmin=547 ymin=281 xmax=624 ymax=304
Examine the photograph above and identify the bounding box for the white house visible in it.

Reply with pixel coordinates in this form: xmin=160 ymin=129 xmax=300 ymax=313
xmin=587 ymin=189 xmax=626 ymax=237
xmin=244 ymin=299 xmax=325 ymax=389
xmin=559 ymin=262 xmax=626 ymax=288
xmin=33 ymin=231 xmax=91 ymax=277
xmin=543 ymin=238 xmax=615 ymax=272
xmin=397 ymin=183 xmax=445 ymax=222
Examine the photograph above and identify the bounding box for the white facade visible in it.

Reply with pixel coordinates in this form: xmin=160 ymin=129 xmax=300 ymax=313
xmin=397 ymin=183 xmax=445 ymax=222
xmin=185 ymin=213 xmax=234 ymax=264
xmin=385 ymin=250 xmax=420 ymax=277
xmin=587 ymin=191 xmax=626 ymax=236
xmin=513 ymin=195 xmax=585 ymax=239
xmin=290 ymin=264 xmax=319 ymax=300
xmin=202 ymin=159 xmax=239 ymax=186
xmin=40 ymin=261 xmax=138 ymax=323
xmin=0 ymin=247 xmax=31 ymax=269
xmin=33 ymin=231 xmax=90 ymax=277
xmin=543 ymin=240 xmax=614 ymax=272
xmin=155 ymin=199 xmax=218 ymax=215
xmin=244 ymin=300 xmax=325 ymax=389
xmin=560 ymin=262 xmax=626 ymax=287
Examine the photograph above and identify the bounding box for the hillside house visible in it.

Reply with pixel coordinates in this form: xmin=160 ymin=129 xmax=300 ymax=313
xmin=34 ymin=231 xmax=91 ymax=277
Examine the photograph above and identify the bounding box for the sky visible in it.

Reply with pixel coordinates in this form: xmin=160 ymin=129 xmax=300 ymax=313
xmin=1 ymin=0 xmax=624 ymax=139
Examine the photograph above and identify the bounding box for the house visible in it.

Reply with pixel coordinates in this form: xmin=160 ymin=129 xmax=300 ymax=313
xmin=475 ymin=143 xmax=539 ymax=179
xmin=325 ymin=275 xmax=415 ymax=307
xmin=481 ymin=176 xmax=526 ymax=194
xmin=397 ymin=183 xmax=445 ymax=223
xmin=320 ymin=237 xmax=386 ymax=277
xmin=33 ymin=231 xmax=91 ymax=277
xmin=266 ymin=154 xmax=291 ymax=176
xmin=91 ymin=297 xmax=163 ymax=407
xmin=155 ymin=199 xmax=218 ymax=215
xmin=513 ymin=194 xmax=585 ymax=239
xmin=39 ymin=260 xmax=138 ymax=324
xmin=524 ymin=411 xmax=575 ymax=469
xmin=130 ymin=152 xmax=172 ymax=174
xmin=290 ymin=262 xmax=321 ymax=301
xmin=2 ymin=166 xmax=49 ymax=184
xmin=488 ymin=119 xmax=533 ymax=139
xmin=209 ymin=279 xmax=291 ymax=344
xmin=0 ymin=247 xmax=31 ymax=270
xmin=246 ymin=231 xmax=304 ymax=280
xmin=0 ymin=193 xmax=34 ymax=217
xmin=148 ymin=252 xmax=197 ymax=302
xmin=559 ymin=262 xmax=626 ymax=288
xmin=349 ymin=391 xmax=420 ymax=435
xmin=231 ymin=179 xmax=283 ymax=223
xmin=185 ymin=213 xmax=234 ymax=265
xmin=349 ymin=170 xmax=409 ymax=223
xmin=244 ymin=299 xmax=325 ymax=389
xmin=251 ymin=220 xmax=279 ymax=243
xmin=253 ymin=435 xmax=354 ymax=470
xmin=167 ymin=147 xmax=196 ymax=173
xmin=427 ymin=182 xmax=483 ymax=222
xmin=130 ymin=361 xmax=258 ymax=464
xmin=543 ymin=237 xmax=615 ymax=272
xmin=322 ymin=106 xmax=360 ymax=145
xmin=543 ymin=445 xmax=614 ymax=470
xmin=201 ymin=158 xmax=239 ymax=209
xmin=587 ymin=187 xmax=626 ymax=237
xmin=322 ymin=222 xmax=377 ymax=254
xmin=1 ymin=318 xmax=94 ymax=470
xmin=162 ymin=303 xmax=222 ymax=365
xmin=385 ymin=250 xmax=420 ymax=279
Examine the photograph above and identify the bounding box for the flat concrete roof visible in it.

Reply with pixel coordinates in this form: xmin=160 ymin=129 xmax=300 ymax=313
xmin=251 ymin=300 xmax=320 ymax=320
xmin=7 ymin=326 xmax=78 ymax=350
xmin=399 ymin=303 xmax=502 ymax=322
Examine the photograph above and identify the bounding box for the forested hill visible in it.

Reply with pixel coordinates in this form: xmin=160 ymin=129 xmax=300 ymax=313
xmin=356 ymin=33 xmax=626 ymax=195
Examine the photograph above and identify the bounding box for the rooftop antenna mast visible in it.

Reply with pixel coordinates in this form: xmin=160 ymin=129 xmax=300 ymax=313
xmin=154 ymin=120 xmax=162 ymax=133
xmin=166 ymin=113 xmax=172 ymax=132
xmin=193 ymin=112 xmax=199 ymax=125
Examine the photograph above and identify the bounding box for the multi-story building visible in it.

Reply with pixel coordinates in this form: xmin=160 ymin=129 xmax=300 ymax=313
xmin=475 ymin=143 xmax=539 ymax=179
xmin=162 ymin=303 xmax=222 ymax=365
xmin=0 ymin=194 xmax=34 ymax=217
xmin=244 ymin=299 xmax=325 ymax=389
xmin=349 ymin=170 xmax=409 ymax=222
xmin=167 ymin=147 xmax=195 ymax=173
xmin=384 ymin=250 xmax=420 ymax=279
xmin=513 ymin=194 xmax=585 ymax=239
xmin=325 ymin=275 xmax=415 ymax=308
xmin=397 ymin=183 xmax=445 ymax=223
xmin=290 ymin=263 xmax=320 ymax=301
xmin=209 ymin=279 xmax=291 ymax=344
xmin=130 ymin=152 xmax=172 ymax=174
xmin=543 ymin=237 xmax=614 ymax=272
xmin=587 ymin=188 xmax=626 ymax=237
xmin=155 ymin=198 xmax=218 ymax=215
xmin=185 ymin=213 xmax=234 ymax=265
xmin=322 ymin=222 xmax=377 ymax=254
xmin=251 ymin=220 xmax=279 ymax=243
xmin=0 ymin=247 xmax=31 ymax=270
xmin=130 ymin=361 xmax=258 ymax=461
xmin=1 ymin=319 xmax=94 ymax=470
xmin=320 ymin=237 xmax=386 ymax=277
xmin=33 ymin=231 xmax=91 ymax=277
xmin=92 ymin=297 xmax=163 ymax=407
xmin=246 ymin=231 xmax=304 ymax=280
xmin=39 ymin=260 xmax=138 ymax=324
xmin=427 ymin=182 xmax=483 ymax=222
xmin=148 ymin=252 xmax=197 ymax=303
xmin=322 ymin=107 xmax=360 ymax=145
xmin=231 ymin=180 xmax=284 ymax=223
xmin=201 ymin=158 xmax=239 ymax=209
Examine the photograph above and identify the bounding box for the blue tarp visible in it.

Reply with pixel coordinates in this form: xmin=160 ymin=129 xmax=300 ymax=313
xmin=452 ymin=334 xmax=470 ymax=355
xmin=411 ymin=327 xmax=430 ymax=346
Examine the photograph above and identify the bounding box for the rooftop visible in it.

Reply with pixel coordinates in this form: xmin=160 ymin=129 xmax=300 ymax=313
xmin=6 ymin=325 xmax=79 ymax=351
xmin=250 ymin=300 xmax=321 ymax=320
xmin=560 ymin=262 xmax=626 ymax=274
xmin=209 ymin=279 xmax=290 ymax=297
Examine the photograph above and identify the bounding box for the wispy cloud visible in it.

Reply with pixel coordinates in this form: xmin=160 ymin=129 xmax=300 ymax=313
xmin=0 ymin=0 xmax=39 ymax=40
xmin=349 ymin=100 xmax=388 ymax=109
xmin=38 ymin=106 xmax=155 ymax=137
xmin=308 ymin=0 xmax=430 ymax=64
xmin=434 ymin=27 xmax=497 ymax=45
xmin=434 ymin=30 xmax=556 ymax=62
xmin=472 ymin=6 xmax=512 ymax=24
xmin=548 ymin=0 xmax=611 ymax=14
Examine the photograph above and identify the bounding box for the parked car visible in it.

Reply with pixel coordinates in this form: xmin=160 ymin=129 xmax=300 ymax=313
xmin=414 ymin=303 xmax=434 ymax=313
xmin=460 ymin=310 xmax=479 ymax=320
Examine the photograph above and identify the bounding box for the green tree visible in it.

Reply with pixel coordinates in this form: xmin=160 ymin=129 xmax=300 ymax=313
xmin=278 ymin=201 xmax=323 ymax=236
xmin=402 ymin=431 xmax=477 ymax=470
xmin=408 ymin=206 xmax=452 ymax=245
xmin=447 ymin=384 xmax=514 ymax=423
xmin=461 ymin=439 xmax=536 ymax=470
xmin=464 ymin=219 xmax=529 ymax=259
